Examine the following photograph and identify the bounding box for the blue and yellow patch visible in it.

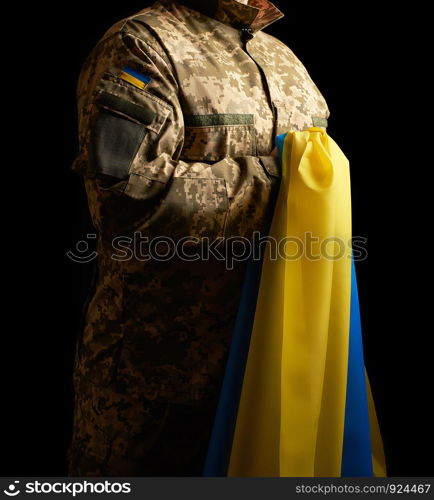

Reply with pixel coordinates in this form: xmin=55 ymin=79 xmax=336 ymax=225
xmin=119 ymin=66 xmax=151 ymax=90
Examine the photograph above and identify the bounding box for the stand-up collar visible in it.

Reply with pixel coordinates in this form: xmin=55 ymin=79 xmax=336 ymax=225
xmin=166 ymin=0 xmax=285 ymax=33
xmin=214 ymin=0 xmax=284 ymax=32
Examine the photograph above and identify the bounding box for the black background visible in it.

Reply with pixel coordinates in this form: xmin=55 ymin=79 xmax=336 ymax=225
xmin=3 ymin=1 xmax=431 ymax=478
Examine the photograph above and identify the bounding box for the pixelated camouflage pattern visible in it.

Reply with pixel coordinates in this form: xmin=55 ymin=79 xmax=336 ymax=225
xmin=68 ymin=0 xmax=330 ymax=476
xmin=68 ymin=374 xmax=224 ymax=475
xmin=181 ymin=122 xmax=256 ymax=161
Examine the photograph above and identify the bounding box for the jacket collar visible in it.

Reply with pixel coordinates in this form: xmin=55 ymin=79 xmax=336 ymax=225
xmin=166 ymin=0 xmax=285 ymax=33
xmin=213 ymin=0 xmax=284 ymax=32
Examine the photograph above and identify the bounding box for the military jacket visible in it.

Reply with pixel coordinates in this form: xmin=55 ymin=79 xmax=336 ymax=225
xmin=71 ymin=0 xmax=330 ymax=403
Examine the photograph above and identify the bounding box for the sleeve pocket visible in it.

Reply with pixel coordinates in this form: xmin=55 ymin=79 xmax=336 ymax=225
xmin=89 ymin=110 xmax=147 ymax=180
xmin=86 ymin=72 xmax=172 ymax=181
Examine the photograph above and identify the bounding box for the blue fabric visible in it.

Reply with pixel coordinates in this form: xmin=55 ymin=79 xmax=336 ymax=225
xmin=276 ymin=132 xmax=287 ymax=165
xmin=201 ymin=250 xmax=264 ymax=476
xmin=341 ymin=258 xmax=374 ymax=476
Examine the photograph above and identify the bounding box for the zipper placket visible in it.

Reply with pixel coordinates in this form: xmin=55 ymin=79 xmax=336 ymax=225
xmin=240 ymin=27 xmax=278 ymax=154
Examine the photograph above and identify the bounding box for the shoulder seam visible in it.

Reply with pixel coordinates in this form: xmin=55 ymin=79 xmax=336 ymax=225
xmin=120 ymin=20 xmax=172 ymax=64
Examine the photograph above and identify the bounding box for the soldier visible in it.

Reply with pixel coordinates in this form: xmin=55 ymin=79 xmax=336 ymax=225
xmin=67 ymin=0 xmax=330 ymax=476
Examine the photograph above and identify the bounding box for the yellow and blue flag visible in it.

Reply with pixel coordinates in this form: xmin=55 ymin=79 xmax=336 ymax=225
xmin=119 ymin=66 xmax=151 ymax=90
xmin=202 ymin=128 xmax=387 ymax=477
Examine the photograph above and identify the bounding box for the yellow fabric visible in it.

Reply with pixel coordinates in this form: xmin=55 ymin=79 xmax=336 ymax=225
xmin=119 ymin=71 xmax=147 ymax=89
xmin=227 ymin=127 xmax=385 ymax=476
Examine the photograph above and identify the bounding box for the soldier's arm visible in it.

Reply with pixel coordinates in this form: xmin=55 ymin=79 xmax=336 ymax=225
xmin=73 ymin=23 xmax=280 ymax=243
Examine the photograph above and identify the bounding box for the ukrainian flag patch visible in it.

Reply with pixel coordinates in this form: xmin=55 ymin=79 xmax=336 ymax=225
xmin=119 ymin=66 xmax=151 ymax=90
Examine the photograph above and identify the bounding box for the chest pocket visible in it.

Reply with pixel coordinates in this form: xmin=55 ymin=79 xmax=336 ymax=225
xmin=180 ymin=114 xmax=257 ymax=161
xmin=273 ymin=100 xmax=329 ymax=134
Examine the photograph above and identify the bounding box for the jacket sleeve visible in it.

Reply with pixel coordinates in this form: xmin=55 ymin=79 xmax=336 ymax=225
xmin=72 ymin=23 xmax=281 ymax=245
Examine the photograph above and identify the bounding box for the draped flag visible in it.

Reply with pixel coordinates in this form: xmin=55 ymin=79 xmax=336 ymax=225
xmin=202 ymin=127 xmax=387 ymax=477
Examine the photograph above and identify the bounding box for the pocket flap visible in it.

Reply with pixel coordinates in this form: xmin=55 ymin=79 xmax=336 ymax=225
xmin=93 ymin=72 xmax=172 ymax=135
xmin=181 ymin=114 xmax=256 ymax=161
xmin=259 ymin=155 xmax=281 ymax=178
xmin=95 ymin=92 xmax=157 ymax=125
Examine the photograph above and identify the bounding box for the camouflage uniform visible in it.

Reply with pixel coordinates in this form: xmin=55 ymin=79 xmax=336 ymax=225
xmin=67 ymin=0 xmax=330 ymax=476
